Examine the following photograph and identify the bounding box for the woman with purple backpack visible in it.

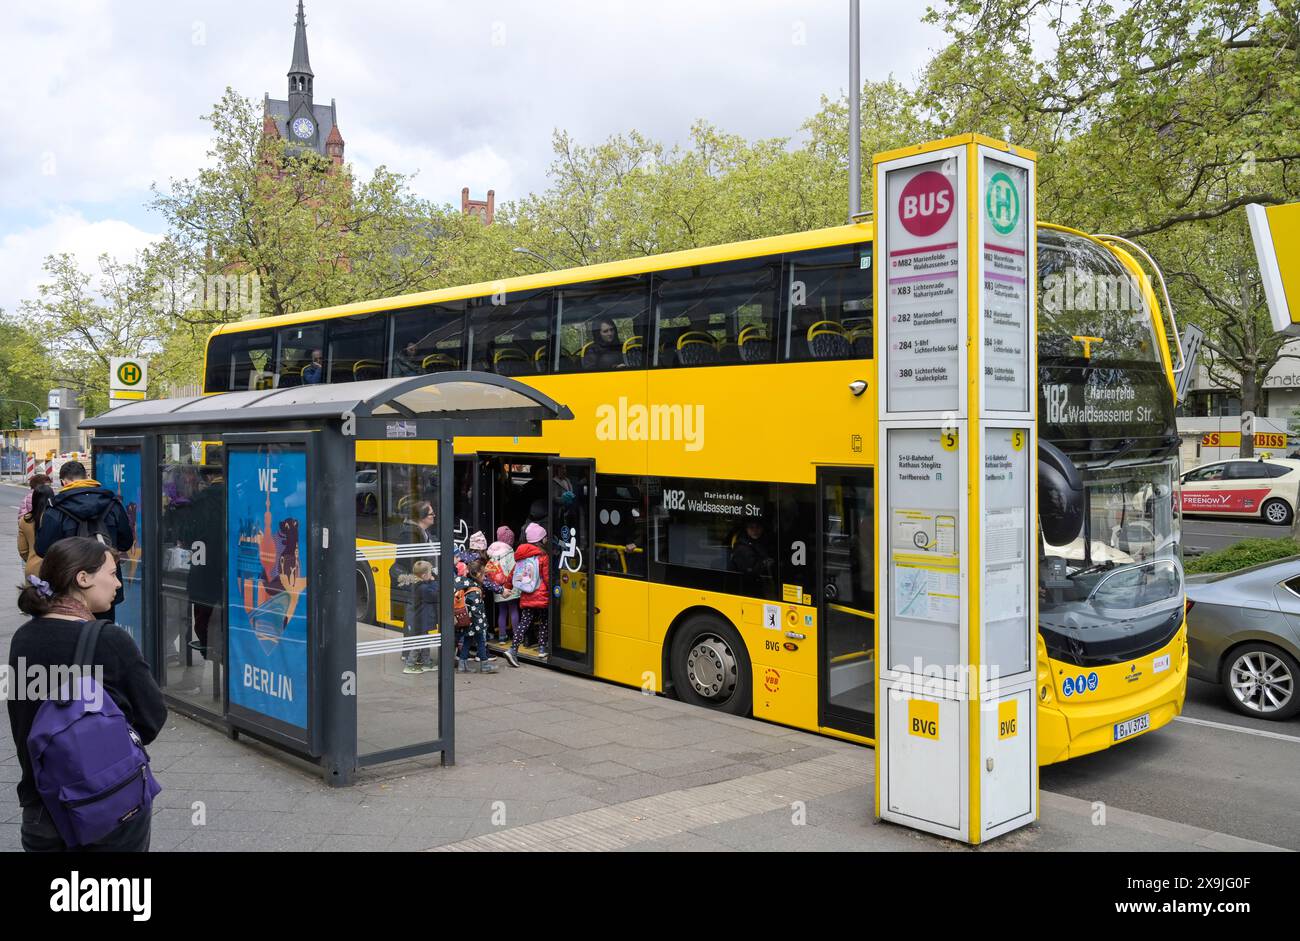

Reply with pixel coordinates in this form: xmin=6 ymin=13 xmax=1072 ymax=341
xmin=9 ymin=537 xmax=166 ymax=852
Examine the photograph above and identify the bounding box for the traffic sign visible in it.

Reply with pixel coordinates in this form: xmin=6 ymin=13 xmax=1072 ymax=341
xmin=110 ymin=357 xmax=148 ymax=393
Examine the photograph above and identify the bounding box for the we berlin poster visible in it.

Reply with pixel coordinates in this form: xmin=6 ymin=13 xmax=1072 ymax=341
xmin=226 ymin=446 xmax=310 ymax=730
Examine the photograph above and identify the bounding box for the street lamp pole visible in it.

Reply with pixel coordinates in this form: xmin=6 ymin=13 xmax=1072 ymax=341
xmin=848 ymin=0 xmax=861 ymax=221
xmin=512 ymin=246 xmax=556 ymax=270
xmin=0 ymin=398 xmax=43 ymax=428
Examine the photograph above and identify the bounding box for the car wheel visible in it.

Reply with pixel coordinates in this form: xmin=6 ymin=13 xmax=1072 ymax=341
xmin=670 ymin=614 xmax=752 ymax=716
xmin=1220 ymin=643 xmax=1300 ymax=720
xmin=1262 ymin=498 xmax=1293 ymax=526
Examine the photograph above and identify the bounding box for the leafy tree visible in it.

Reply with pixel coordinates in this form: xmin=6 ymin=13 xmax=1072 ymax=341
xmin=13 ymin=251 xmax=193 ymax=415
xmin=0 ymin=316 xmax=52 ymax=430
xmin=921 ymin=0 xmax=1300 ymax=453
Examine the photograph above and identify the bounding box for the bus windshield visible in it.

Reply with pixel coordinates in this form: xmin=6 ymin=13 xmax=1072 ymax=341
xmin=1038 ymin=459 xmax=1183 ymax=665
xmin=1037 ymin=228 xmax=1164 ymax=369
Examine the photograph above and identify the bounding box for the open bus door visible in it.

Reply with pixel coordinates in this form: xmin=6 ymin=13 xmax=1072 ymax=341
xmin=547 ymin=457 xmax=595 ymax=674
xmin=817 ymin=467 xmax=875 ymax=739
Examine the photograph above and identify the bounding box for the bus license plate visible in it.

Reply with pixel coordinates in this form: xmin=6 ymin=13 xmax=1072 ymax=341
xmin=1113 ymin=713 xmax=1151 ymax=741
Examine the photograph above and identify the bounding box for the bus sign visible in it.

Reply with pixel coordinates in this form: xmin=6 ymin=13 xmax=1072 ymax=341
xmin=898 ymin=170 xmax=954 ymax=237
xmin=110 ymin=356 xmax=148 ymax=404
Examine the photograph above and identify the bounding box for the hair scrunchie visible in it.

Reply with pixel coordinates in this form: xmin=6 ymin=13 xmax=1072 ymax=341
xmin=26 ymin=574 xmax=53 ymax=598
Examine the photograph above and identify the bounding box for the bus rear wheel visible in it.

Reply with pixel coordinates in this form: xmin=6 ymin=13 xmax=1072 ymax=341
xmin=670 ymin=615 xmax=752 ymax=716
xmin=356 ymin=568 xmax=376 ymax=623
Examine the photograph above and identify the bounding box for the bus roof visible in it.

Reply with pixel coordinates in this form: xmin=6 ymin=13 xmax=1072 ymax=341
xmin=210 ymin=219 xmax=1103 ymax=339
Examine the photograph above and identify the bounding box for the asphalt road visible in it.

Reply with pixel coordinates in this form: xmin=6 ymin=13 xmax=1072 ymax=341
xmin=3 ymin=482 xmax=1297 ymax=849
xmin=1183 ymin=514 xmax=1293 ymax=555
xmin=1042 ymin=515 xmax=1300 ymax=849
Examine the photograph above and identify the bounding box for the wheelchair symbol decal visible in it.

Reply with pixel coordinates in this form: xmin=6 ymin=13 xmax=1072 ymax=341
xmin=558 ymin=526 xmax=583 ymax=573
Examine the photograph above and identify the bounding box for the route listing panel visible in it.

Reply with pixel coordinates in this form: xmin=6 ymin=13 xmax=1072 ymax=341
xmin=981 ymin=156 xmax=1031 ymax=412
xmin=887 ymin=427 xmax=962 ymax=673
xmin=885 ymin=159 xmax=963 ymax=413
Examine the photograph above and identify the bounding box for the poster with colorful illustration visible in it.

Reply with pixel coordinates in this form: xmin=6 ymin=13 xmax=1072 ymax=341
xmin=226 ymin=445 xmax=309 ymax=730
xmin=95 ymin=448 xmax=143 ymax=650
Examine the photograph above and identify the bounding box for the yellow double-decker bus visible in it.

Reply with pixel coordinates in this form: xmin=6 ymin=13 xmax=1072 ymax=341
xmin=202 ymin=220 xmax=1187 ymax=763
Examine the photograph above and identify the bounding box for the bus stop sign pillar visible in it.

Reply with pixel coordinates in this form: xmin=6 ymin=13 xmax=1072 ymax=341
xmin=873 ymin=134 xmax=1039 ymax=844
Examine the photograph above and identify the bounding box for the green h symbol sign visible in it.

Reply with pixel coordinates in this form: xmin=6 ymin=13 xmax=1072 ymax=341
xmin=987 ymin=172 xmax=1019 ymax=235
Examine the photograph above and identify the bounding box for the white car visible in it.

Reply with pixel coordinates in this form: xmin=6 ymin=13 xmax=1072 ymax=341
xmin=1180 ymin=457 xmax=1300 ymax=525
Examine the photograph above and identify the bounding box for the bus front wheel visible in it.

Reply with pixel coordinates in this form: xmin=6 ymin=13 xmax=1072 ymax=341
xmin=670 ymin=615 xmax=752 ymax=717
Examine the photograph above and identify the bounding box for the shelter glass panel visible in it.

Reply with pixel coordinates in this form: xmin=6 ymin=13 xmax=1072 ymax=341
xmin=158 ymin=435 xmax=226 ymax=715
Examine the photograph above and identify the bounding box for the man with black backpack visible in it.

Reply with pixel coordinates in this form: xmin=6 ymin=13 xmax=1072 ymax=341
xmin=35 ymin=461 xmax=134 ymax=621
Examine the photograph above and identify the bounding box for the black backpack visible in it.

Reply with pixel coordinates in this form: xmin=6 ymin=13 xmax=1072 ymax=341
xmin=60 ymin=497 xmax=118 ymax=546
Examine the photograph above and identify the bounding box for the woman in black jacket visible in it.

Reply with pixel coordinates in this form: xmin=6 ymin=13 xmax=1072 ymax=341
xmin=582 ymin=318 xmax=625 ymax=370
xmin=9 ymin=537 xmax=167 ymax=852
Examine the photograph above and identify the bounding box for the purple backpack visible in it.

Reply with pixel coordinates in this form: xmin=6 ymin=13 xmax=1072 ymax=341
xmin=27 ymin=620 xmax=161 ymax=848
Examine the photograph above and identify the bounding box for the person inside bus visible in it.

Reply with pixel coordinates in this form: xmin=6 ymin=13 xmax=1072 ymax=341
xmin=301 ymin=348 xmax=325 ymax=385
xmin=582 ymin=318 xmax=624 ymax=370
xmin=394 ymin=340 xmax=423 ymax=376
xmin=729 ymin=518 xmax=776 ymax=597
xmin=517 ymin=499 xmax=548 ymax=549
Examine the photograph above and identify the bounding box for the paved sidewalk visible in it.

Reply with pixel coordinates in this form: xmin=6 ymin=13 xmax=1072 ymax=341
xmin=0 ymin=483 xmax=1286 ymax=852
xmin=0 ymin=660 xmax=1285 ymax=852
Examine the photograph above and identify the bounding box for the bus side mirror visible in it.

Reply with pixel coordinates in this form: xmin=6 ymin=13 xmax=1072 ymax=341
xmin=1039 ymin=439 xmax=1084 ymax=546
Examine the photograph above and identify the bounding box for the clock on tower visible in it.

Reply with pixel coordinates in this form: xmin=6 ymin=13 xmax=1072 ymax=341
xmin=292 ymin=116 xmax=315 ymax=139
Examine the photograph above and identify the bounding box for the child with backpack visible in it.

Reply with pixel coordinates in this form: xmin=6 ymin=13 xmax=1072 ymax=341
xmin=485 ymin=526 xmax=520 ymax=644
xmin=504 ymin=522 xmax=550 ymax=667
xmin=454 ymin=558 xmax=497 ymax=673
xmin=399 ymin=560 xmax=437 ymax=673
xmin=9 ymin=537 xmax=166 ymax=852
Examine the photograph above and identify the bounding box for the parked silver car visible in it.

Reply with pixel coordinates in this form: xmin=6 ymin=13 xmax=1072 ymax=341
xmin=1186 ymin=556 xmax=1300 ymax=720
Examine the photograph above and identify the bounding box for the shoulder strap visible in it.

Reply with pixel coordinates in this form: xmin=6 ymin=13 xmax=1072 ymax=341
xmin=72 ymin=619 xmax=110 ymax=669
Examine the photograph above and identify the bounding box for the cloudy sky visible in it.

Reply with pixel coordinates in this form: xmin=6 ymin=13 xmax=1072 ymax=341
xmin=0 ymin=1 xmax=947 ymax=313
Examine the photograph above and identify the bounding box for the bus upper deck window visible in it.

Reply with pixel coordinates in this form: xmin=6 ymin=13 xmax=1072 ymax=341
xmin=392 ymin=303 xmax=465 ymax=376
xmin=277 ymin=325 xmax=324 ymax=387
xmin=467 ymin=291 xmax=552 ymax=375
xmin=327 ymin=313 xmax=386 ymax=383
xmin=781 ymin=244 xmax=873 ymax=363
xmin=652 ymin=258 xmax=778 ymax=368
xmin=556 ymin=277 xmax=650 ymax=374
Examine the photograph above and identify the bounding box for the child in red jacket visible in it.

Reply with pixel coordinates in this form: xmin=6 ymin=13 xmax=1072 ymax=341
xmin=505 ymin=522 xmax=549 ymax=666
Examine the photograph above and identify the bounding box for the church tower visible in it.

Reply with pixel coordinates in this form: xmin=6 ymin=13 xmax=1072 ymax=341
xmin=264 ymin=1 xmax=344 ymax=165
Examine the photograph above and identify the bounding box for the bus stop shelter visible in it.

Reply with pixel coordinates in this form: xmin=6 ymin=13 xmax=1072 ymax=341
xmin=81 ymin=373 xmax=572 ymax=785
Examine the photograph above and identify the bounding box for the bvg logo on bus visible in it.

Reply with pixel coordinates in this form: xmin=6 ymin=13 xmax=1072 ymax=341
xmin=907 ymin=699 xmax=939 ymax=740
xmin=898 ymin=171 xmax=954 ymax=238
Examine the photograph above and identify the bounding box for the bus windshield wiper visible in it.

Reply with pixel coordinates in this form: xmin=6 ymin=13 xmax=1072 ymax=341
xmin=1068 ymin=559 xmax=1115 ymax=579
xmin=1102 ymin=438 xmax=1137 ymax=468
xmin=1151 ymin=435 xmax=1181 ymax=461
